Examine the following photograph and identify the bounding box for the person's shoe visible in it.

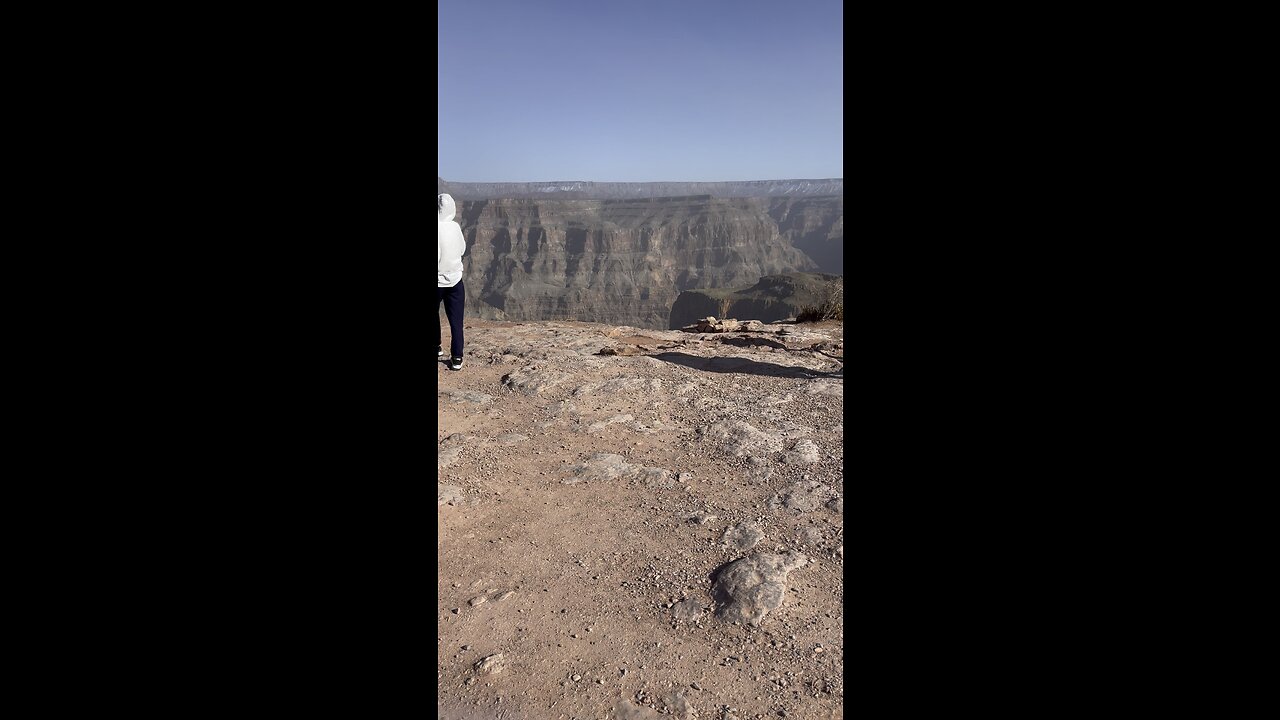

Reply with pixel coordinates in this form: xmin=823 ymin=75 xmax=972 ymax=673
xmin=449 ymin=356 xmax=463 ymax=371
xmin=438 ymin=345 xmax=444 ymax=358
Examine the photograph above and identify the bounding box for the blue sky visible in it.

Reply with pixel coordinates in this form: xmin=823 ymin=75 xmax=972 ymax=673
xmin=438 ymin=0 xmax=843 ymax=183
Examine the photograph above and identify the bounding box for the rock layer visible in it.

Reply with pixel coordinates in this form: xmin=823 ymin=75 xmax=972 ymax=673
xmin=436 ymin=178 xmax=843 ymax=329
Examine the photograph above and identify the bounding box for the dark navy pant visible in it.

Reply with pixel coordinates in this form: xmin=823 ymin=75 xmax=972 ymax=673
xmin=437 ymin=281 xmax=465 ymax=358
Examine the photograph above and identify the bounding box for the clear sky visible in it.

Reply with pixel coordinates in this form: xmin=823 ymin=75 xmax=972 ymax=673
xmin=438 ymin=0 xmax=843 ymax=183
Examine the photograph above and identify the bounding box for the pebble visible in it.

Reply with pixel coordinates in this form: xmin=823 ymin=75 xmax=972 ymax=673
xmin=572 ymin=674 xmax=582 ymax=681
xmin=468 ymin=596 xmax=486 ymax=607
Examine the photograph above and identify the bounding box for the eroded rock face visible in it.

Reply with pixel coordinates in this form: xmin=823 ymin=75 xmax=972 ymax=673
xmin=447 ymin=196 xmax=839 ymax=329
xmin=712 ymin=552 xmax=807 ymax=626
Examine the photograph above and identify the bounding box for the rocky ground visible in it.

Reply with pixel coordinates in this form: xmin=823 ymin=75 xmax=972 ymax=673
xmin=438 ymin=317 xmax=845 ymax=720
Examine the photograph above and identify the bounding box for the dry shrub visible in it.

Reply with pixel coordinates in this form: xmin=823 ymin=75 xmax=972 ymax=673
xmin=796 ymin=282 xmax=844 ymax=323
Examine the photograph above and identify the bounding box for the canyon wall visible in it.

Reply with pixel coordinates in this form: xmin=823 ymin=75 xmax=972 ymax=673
xmin=437 ymin=178 xmax=843 ymax=329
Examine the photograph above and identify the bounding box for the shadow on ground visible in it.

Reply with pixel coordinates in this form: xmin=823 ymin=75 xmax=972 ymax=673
xmin=651 ymin=352 xmax=842 ymax=379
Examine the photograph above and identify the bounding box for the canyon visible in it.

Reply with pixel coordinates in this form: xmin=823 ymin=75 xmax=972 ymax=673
xmin=438 ymin=178 xmax=843 ymax=330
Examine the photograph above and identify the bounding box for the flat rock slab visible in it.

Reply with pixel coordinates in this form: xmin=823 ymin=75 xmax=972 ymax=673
xmin=439 ymin=432 xmax=477 ymax=447
xmin=438 ymin=447 xmax=462 ymax=468
xmin=721 ymin=523 xmax=764 ymax=551
xmin=563 ymin=453 xmax=672 ymax=487
xmin=573 ymin=377 xmax=663 ymax=397
xmin=782 ymin=439 xmax=821 ymax=464
xmin=439 ymin=390 xmax=493 ymax=405
xmin=712 ymin=551 xmax=807 ymax=626
xmin=501 ymin=365 xmax=572 ymax=395
xmin=494 ymin=433 xmax=528 ymax=445
xmin=588 ymin=414 xmax=634 ymax=432
xmin=769 ymin=480 xmax=836 ymax=513
xmin=672 ymin=599 xmax=703 ymax=621
xmin=804 ymin=380 xmax=843 ymax=397
xmin=696 ymin=420 xmax=786 ymax=457
xmin=438 ymin=484 xmax=465 ymax=506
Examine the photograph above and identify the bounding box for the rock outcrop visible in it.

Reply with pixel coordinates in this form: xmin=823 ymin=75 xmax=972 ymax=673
xmin=711 ymin=552 xmax=808 ymax=626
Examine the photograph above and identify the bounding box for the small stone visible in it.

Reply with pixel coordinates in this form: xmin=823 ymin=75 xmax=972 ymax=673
xmin=495 ymin=590 xmax=516 ymax=601
xmin=462 ymin=645 xmax=471 ymax=650
xmin=473 ymin=654 xmax=506 ymax=675
xmin=572 ymin=674 xmax=582 ymax=681
xmin=451 ymin=608 xmax=460 ymax=614
xmin=469 ymin=596 xmax=486 ymax=607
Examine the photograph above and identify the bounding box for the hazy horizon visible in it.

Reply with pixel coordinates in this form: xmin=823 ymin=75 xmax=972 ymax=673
xmin=439 ymin=0 xmax=843 ymax=183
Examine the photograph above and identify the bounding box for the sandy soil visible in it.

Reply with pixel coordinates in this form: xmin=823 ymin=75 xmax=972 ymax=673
xmin=439 ymin=318 xmax=844 ymax=720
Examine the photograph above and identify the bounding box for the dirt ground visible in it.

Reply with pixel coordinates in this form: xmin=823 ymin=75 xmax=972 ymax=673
xmin=438 ymin=318 xmax=844 ymax=720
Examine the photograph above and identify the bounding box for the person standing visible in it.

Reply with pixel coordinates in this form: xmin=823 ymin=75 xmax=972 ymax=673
xmin=438 ymin=193 xmax=466 ymax=370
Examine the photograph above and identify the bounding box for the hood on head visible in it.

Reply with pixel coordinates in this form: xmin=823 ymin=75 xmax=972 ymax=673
xmin=438 ymin=193 xmax=456 ymax=222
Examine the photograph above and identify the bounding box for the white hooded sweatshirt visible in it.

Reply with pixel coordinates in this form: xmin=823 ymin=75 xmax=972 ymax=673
xmin=438 ymin=193 xmax=466 ymax=287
